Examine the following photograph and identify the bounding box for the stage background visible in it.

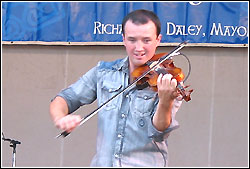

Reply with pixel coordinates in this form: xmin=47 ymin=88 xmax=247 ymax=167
xmin=2 ymin=2 xmax=248 ymax=45
xmin=2 ymin=2 xmax=249 ymax=167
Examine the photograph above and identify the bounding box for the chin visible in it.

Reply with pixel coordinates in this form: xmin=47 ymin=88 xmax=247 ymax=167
xmin=135 ymin=60 xmax=147 ymax=67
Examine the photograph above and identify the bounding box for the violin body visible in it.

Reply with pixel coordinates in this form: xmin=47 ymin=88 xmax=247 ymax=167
xmin=131 ymin=53 xmax=193 ymax=102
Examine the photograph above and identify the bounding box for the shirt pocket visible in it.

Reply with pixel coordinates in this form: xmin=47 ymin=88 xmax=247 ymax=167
xmin=133 ymin=90 xmax=157 ymax=117
xmin=100 ymin=80 xmax=122 ymax=110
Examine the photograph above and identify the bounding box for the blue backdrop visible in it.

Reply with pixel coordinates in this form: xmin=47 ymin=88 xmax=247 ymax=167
xmin=2 ymin=2 xmax=248 ymax=44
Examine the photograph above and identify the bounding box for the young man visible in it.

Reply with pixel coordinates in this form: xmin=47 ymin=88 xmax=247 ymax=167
xmin=50 ymin=9 xmax=182 ymax=167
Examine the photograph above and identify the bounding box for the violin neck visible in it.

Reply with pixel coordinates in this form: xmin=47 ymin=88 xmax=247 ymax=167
xmin=155 ymin=67 xmax=168 ymax=75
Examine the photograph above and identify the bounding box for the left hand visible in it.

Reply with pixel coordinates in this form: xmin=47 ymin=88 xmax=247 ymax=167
xmin=157 ymin=73 xmax=179 ymax=102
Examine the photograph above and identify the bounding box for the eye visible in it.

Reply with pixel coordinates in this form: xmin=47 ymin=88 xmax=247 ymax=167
xmin=127 ymin=38 xmax=136 ymax=43
xmin=128 ymin=38 xmax=135 ymax=42
xmin=143 ymin=39 xmax=151 ymax=43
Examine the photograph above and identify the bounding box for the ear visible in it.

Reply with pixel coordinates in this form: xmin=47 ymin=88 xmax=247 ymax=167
xmin=156 ymin=34 xmax=162 ymax=47
xmin=122 ymin=34 xmax=126 ymax=46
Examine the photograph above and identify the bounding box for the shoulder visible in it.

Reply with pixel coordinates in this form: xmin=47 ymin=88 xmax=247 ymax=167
xmin=97 ymin=57 xmax=128 ymax=71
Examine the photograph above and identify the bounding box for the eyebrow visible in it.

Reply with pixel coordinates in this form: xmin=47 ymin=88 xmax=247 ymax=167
xmin=127 ymin=36 xmax=152 ymax=39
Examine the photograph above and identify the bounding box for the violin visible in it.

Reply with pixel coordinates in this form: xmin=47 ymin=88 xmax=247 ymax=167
xmin=131 ymin=53 xmax=193 ymax=102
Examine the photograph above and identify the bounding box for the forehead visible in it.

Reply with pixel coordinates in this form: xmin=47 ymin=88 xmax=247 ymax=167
xmin=124 ymin=20 xmax=157 ymax=37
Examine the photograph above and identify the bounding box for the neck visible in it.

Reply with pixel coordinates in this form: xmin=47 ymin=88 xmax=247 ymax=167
xmin=128 ymin=63 xmax=138 ymax=84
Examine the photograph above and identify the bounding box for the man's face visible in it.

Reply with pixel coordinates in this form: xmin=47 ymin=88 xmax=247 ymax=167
xmin=123 ymin=20 xmax=162 ymax=72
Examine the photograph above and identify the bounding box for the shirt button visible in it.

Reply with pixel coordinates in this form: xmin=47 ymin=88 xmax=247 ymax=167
xmin=121 ymin=113 xmax=126 ymax=118
xmin=139 ymin=118 xmax=145 ymax=127
xmin=117 ymin=134 xmax=122 ymax=138
xmin=109 ymin=89 xmax=113 ymax=92
xmin=144 ymin=96 xmax=148 ymax=100
xmin=126 ymin=94 xmax=129 ymax=98
xmin=114 ymin=154 xmax=120 ymax=158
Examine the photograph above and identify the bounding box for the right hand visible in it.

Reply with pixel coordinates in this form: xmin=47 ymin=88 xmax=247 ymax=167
xmin=54 ymin=114 xmax=81 ymax=133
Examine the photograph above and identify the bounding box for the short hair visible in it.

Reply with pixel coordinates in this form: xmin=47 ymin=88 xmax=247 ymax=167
xmin=122 ymin=9 xmax=161 ymax=37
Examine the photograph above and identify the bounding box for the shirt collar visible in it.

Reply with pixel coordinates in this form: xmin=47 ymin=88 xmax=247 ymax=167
xmin=112 ymin=56 xmax=129 ymax=73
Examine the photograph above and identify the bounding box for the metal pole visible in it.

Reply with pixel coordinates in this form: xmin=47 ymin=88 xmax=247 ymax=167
xmin=2 ymin=133 xmax=21 ymax=167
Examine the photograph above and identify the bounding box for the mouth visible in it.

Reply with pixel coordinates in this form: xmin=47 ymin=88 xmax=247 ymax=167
xmin=134 ymin=53 xmax=146 ymax=59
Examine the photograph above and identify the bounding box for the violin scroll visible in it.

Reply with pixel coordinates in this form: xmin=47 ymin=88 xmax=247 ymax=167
xmin=176 ymin=82 xmax=193 ymax=102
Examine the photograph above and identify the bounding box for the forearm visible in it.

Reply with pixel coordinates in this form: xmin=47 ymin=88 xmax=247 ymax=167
xmin=152 ymin=100 xmax=173 ymax=131
xmin=49 ymin=96 xmax=69 ymax=123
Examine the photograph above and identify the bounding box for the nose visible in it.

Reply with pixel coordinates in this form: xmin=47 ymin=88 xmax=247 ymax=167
xmin=135 ymin=40 xmax=144 ymax=52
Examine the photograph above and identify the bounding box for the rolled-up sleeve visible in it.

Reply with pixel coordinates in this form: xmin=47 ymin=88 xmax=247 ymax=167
xmin=56 ymin=66 xmax=98 ymax=114
xmin=148 ymin=99 xmax=182 ymax=142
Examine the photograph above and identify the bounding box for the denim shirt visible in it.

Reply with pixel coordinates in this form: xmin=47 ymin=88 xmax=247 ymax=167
xmin=56 ymin=57 xmax=182 ymax=167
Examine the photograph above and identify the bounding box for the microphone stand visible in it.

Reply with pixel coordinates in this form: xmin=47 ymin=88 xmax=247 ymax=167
xmin=2 ymin=132 xmax=21 ymax=167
